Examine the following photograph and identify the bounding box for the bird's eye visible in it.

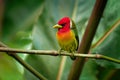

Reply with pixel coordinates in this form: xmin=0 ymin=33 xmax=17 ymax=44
xmin=61 ymin=23 xmax=66 ymax=26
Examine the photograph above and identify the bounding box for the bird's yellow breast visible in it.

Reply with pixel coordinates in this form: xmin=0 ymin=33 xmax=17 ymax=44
xmin=56 ymin=30 xmax=78 ymax=52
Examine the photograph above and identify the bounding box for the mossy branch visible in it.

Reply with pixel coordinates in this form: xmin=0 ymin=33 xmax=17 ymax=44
xmin=0 ymin=47 xmax=120 ymax=64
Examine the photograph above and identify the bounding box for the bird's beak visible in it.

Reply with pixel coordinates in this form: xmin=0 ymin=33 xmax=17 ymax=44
xmin=53 ymin=24 xmax=62 ymax=28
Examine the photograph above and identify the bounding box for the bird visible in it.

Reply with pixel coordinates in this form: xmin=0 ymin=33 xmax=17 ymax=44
xmin=53 ymin=17 xmax=79 ymax=60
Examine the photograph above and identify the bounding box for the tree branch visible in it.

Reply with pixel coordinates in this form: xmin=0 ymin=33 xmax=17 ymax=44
xmin=0 ymin=0 xmax=4 ymax=38
xmin=0 ymin=42 xmax=47 ymax=80
xmin=0 ymin=47 xmax=120 ymax=64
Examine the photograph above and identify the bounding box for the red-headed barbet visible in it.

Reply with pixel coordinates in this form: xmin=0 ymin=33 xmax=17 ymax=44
xmin=53 ymin=17 xmax=79 ymax=60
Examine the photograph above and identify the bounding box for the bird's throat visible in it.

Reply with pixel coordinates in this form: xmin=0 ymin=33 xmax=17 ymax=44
xmin=57 ymin=30 xmax=74 ymax=41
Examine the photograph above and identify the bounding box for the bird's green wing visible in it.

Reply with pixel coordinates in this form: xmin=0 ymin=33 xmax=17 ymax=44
xmin=71 ymin=20 xmax=79 ymax=49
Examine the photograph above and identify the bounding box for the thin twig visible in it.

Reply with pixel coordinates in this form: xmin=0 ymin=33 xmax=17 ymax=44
xmin=56 ymin=56 xmax=67 ymax=80
xmin=72 ymin=0 xmax=78 ymax=21
xmin=0 ymin=47 xmax=120 ymax=64
xmin=0 ymin=42 xmax=47 ymax=80
xmin=92 ymin=19 xmax=120 ymax=48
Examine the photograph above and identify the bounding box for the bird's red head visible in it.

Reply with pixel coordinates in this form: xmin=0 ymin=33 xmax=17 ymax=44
xmin=53 ymin=17 xmax=71 ymax=33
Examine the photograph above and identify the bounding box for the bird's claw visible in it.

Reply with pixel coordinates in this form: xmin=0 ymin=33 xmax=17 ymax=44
xmin=70 ymin=52 xmax=76 ymax=60
xmin=58 ymin=49 xmax=63 ymax=56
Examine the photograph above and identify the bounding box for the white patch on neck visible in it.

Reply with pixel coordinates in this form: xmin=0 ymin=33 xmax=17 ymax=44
xmin=70 ymin=20 xmax=72 ymax=29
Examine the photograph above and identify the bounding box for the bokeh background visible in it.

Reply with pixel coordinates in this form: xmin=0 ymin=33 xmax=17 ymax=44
xmin=0 ymin=0 xmax=120 ymax=80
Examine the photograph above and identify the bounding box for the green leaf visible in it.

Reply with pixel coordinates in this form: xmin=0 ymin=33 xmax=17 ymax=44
xmin=92 ymin=0 xmax=120 ymax=69
xmin=80 ymin=60 xmax=98 ymax=80
xmin=92 ymin=0 xmax=120 ymax=44
xmin=1 ymin=0 xmax=44 ymax=80
xmin=61 ymin=59 xmax=98 ymax=80
xmin=7 ymin=31 xmax=32 ymax=49
xmin=0 ymin=53 xmax=23 ymax=80
xmin=2 ymin=0 xmax=44 ymax=41
xmin=93 ymin=25 xmax=120 ymax=68
xmin=24 ymin=55 xmax=61 ymax=80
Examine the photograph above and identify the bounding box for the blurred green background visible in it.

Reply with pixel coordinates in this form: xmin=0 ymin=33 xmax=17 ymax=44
xmin=0 ymin=0 xmax=120 ymax=80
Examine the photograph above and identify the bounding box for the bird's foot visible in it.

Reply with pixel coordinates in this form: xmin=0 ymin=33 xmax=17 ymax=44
xmin=70 ymin=52 xmax=76 ymax=60
xmin=58 ymin=48 xmax=64 ymax=56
